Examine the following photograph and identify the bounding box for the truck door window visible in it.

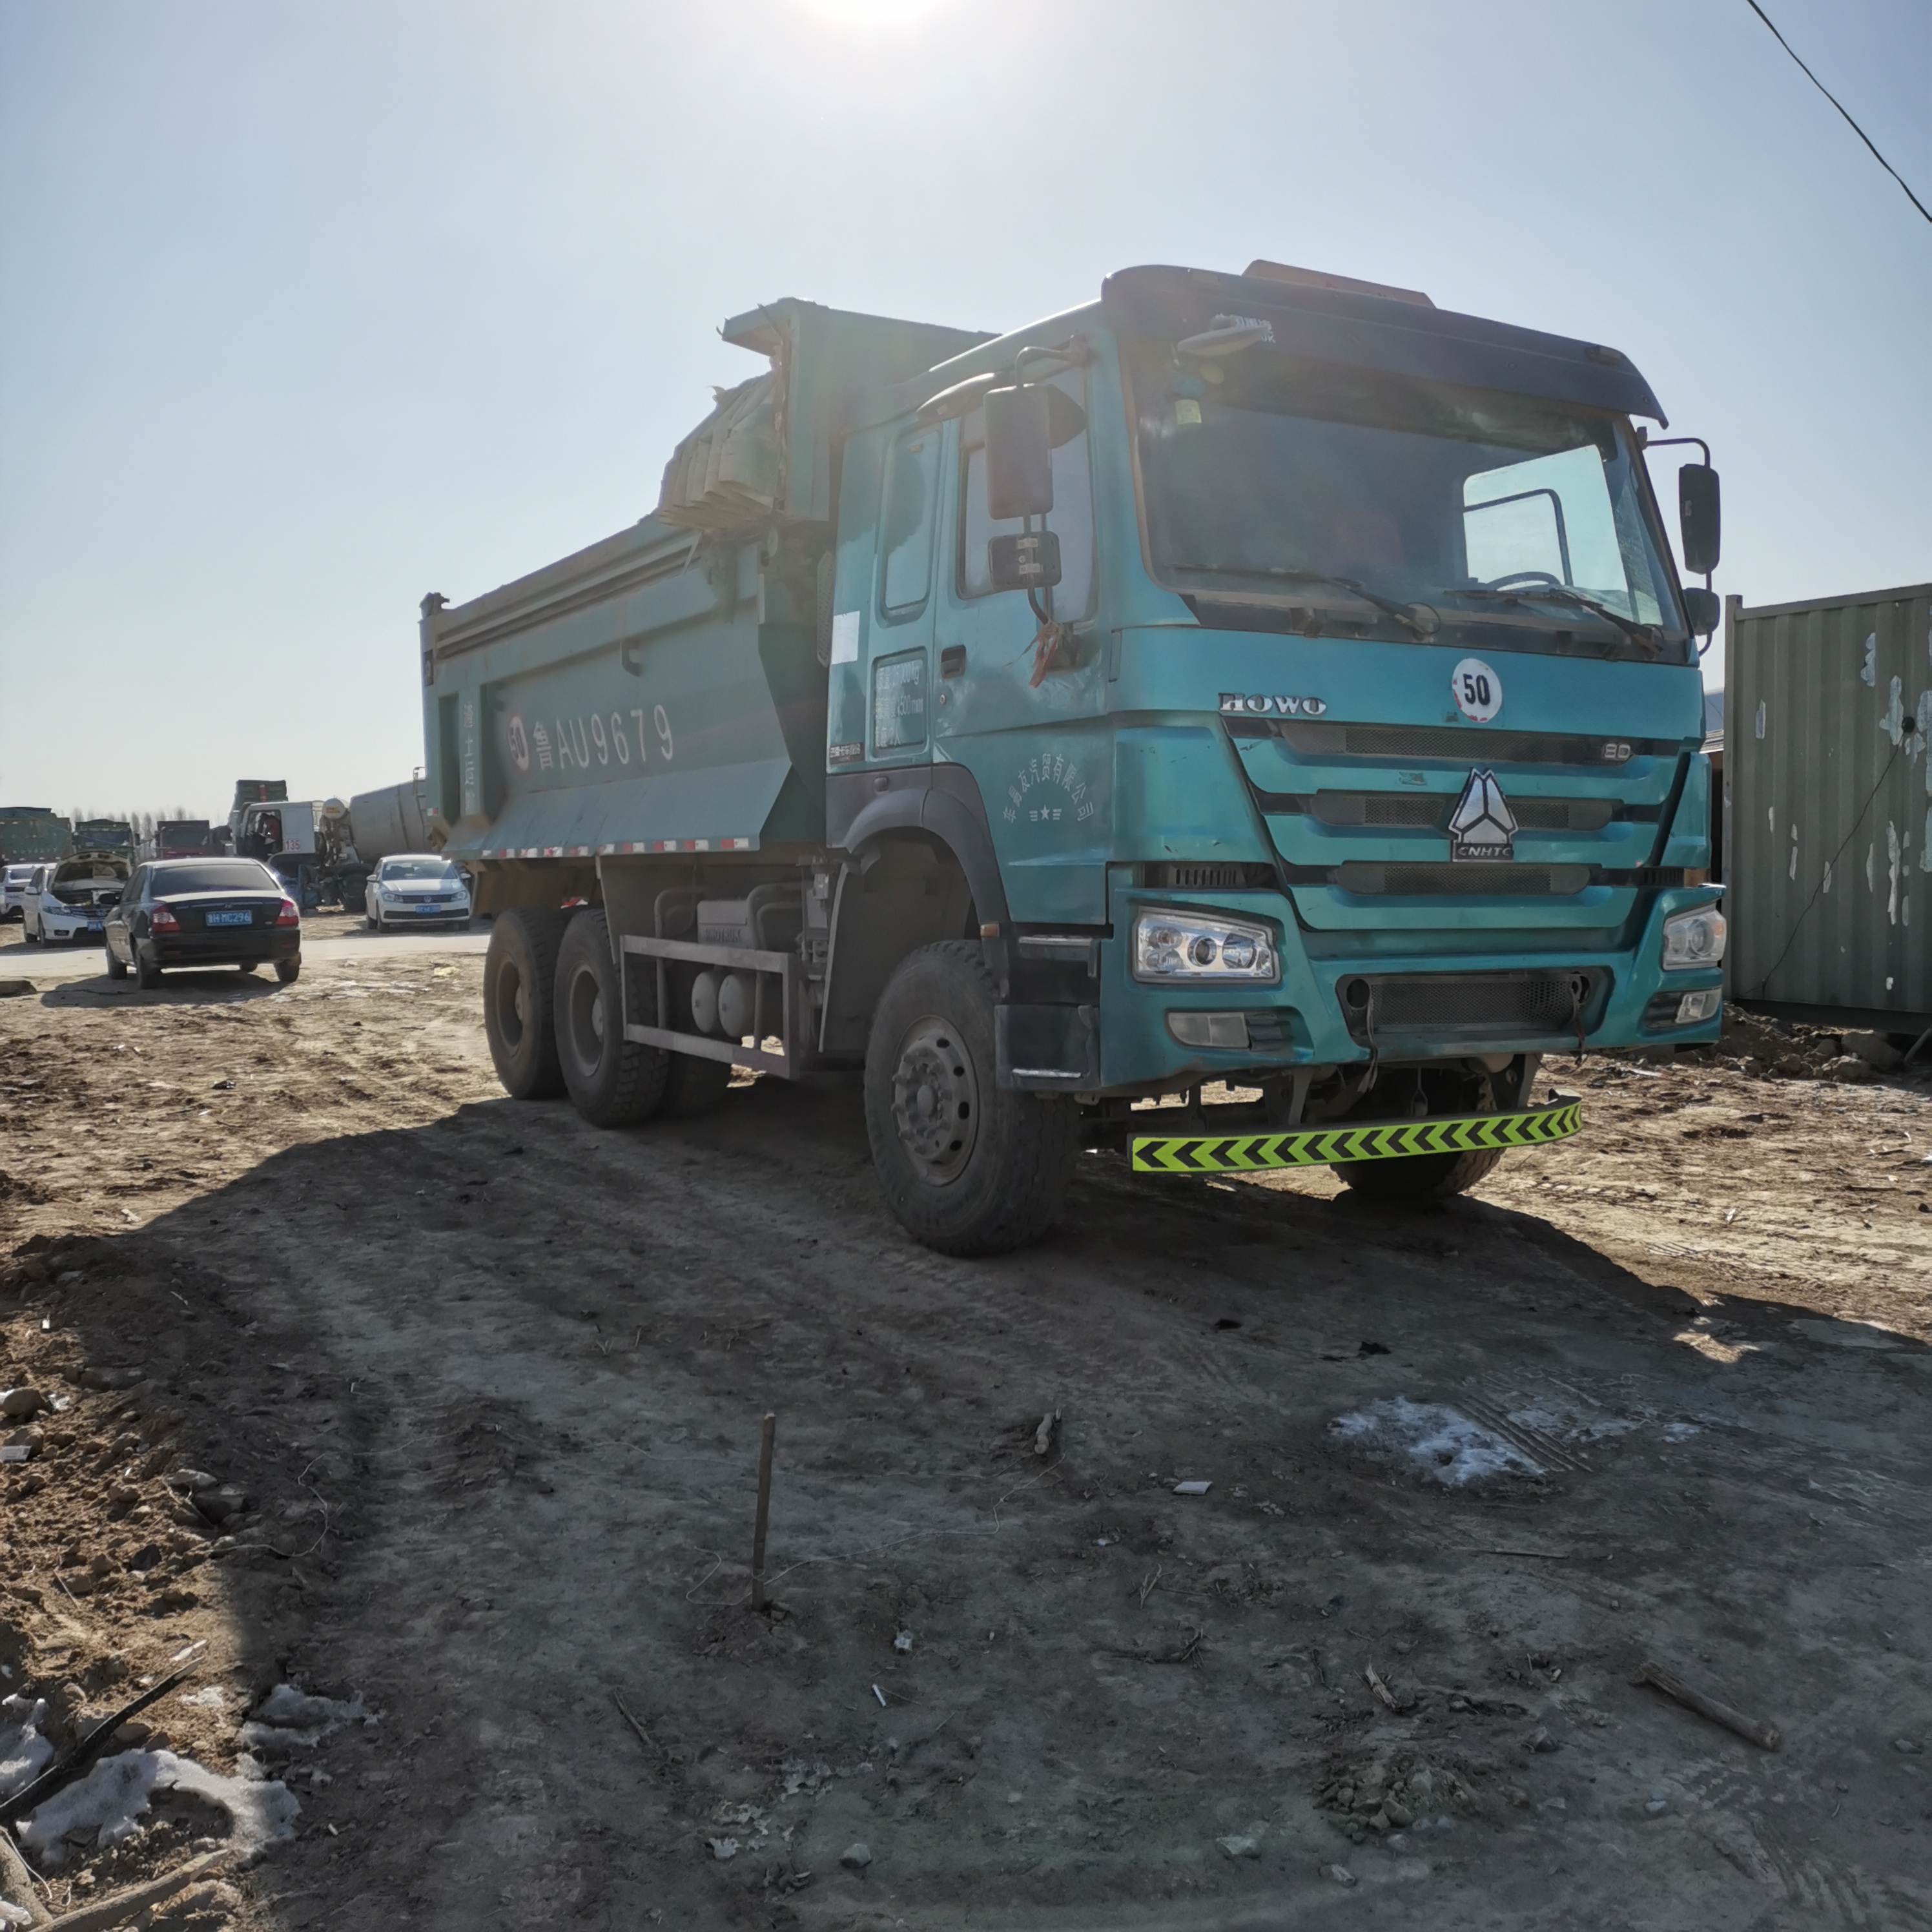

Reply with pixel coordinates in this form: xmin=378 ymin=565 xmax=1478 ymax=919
xmin=958 ymin=376 xmax=1094 ymax=618
xmin=1462 ymin=444 xmax=1664 ymax=624
xmin=879 ymin=429 xmax=940 ymax=618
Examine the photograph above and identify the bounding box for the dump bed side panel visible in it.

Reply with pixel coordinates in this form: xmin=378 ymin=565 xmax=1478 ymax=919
xmin=425 ymin=521 xmax=826 ymax=862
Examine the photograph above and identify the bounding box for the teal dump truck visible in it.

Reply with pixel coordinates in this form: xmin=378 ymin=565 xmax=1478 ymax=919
xmin=422 ymin=261 xmax=1727 ymax=1254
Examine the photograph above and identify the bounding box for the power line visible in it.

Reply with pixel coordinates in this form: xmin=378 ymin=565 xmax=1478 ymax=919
xmin=1742 ymin=1 xmax=1931 ymax=225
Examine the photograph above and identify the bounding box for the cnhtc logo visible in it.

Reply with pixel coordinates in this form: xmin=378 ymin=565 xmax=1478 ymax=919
xmin=1448 ymin=768 xmax=1517 ymax=861
xmin=1218 ymin=692 xmax=1328 ymax=718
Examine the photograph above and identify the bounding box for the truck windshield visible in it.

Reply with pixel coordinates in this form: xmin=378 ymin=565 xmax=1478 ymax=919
xmin=1128 ymin=344 xmax=1689 ymax=661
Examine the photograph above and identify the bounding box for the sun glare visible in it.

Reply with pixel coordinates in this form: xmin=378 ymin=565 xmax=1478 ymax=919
xmin=788 ymin=0 xmax=958 ymax=31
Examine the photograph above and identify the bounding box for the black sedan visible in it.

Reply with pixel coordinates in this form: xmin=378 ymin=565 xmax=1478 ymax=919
xmin=104 ymin=858 xmax=302 ymax=989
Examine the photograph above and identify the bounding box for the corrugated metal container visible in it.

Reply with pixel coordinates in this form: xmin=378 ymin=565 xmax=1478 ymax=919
xmin=1727 ymin=582 xmax=1932 ymax=1031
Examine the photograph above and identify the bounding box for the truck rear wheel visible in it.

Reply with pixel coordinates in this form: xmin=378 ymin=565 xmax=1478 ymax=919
xmin=484 ymin=907 xmax=568 ymax=1099
xmin=864 ymin=941 xmax=1079 ymax=1257
xmin=555 ymin=910 xmax=668 ymax=1127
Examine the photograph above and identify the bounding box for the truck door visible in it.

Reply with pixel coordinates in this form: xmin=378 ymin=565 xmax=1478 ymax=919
xmin=864 ymin=422 xmax=943 ymax=770
xmin=934 ymin=370 xmax=1104 ymax=923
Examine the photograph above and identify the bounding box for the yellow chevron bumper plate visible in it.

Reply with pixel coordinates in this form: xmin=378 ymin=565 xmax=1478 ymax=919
xmin=1129 ymin=1100 xmax=1581 ymax=1174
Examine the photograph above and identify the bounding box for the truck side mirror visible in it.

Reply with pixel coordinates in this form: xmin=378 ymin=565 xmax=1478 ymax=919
xmin=1678 ymin=464 xmax=1720 ymax=576
xmin=983 ymin=384 xmax=1056 ymax=520
xmin=1680 ymin=586 xmax=1720 ymax=637
xmin=987 ymin=529 xmax=1062 ymax=595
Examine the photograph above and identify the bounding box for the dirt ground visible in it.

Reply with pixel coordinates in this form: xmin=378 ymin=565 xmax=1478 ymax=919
xmin=1 ymin=913 xmax=1929 ymax=1930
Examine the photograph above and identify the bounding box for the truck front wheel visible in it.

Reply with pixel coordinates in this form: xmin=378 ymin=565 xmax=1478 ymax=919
xmin=864 ymin=941 xmax=1079 ymax=1257
xmin=484 ymin=907 xmax=568 ymax=1099
xmin=1331 ymin=1069 xmax=1506 ymax=1204
xmin=555 ymin=910 xmax=668 ymax=1127
xmin=1332 ymin=1143 xmax=1505 ymax=1203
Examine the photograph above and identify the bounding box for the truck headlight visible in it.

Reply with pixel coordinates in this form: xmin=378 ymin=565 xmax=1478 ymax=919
xmin=1661 ymin=904 xmax=1727 ymax=971
xmin=1133 ymin=909 xmax=1277 ymax=983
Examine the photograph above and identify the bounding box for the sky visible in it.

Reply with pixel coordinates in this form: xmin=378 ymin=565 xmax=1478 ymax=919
xmin=1 ymin=0 xmax=1926 ymax=820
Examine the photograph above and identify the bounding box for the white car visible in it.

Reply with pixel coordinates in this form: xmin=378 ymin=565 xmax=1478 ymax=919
xmin=364 ymin=854 xmax=471 ymax=931
xmin=24 ymin=857 xmax=129 ymax=944
xmin=3 ymin=864 xmax=46 ymax=923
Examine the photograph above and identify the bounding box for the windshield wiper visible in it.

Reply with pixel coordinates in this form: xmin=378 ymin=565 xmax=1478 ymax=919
xmin=1169 ymin=563 xmax=1439 ymax=640
xmin=1457 ymin=582 xmax=1662 ymax=659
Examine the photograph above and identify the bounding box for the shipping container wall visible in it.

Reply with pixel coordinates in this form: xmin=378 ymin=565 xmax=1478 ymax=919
xmin=1727 ymin=583 xmax=1932 ymax=1030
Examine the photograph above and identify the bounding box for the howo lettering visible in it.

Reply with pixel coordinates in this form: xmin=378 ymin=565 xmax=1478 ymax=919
xmin=421 ymin=260 xmax=1727 ymax=1255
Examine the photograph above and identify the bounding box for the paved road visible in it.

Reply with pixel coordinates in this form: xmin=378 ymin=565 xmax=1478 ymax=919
xmin=0 ymin=913 xmax=491 ymax=984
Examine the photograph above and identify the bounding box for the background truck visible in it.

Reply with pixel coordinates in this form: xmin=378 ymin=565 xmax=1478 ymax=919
xmin=71 ymin=819 xmax=135 ymax=863
xmin=346 ymin=776 xmax=436 ymax=865
xmin=154 ymin=818 xmax=214 ymax=859
xmin=236 ymin=796 xmax=367 ymax=909
xmin=0 ymin=807 xmax=74 ymax=867
xmin=420 ymin=263 xmax=1727 ymax=1254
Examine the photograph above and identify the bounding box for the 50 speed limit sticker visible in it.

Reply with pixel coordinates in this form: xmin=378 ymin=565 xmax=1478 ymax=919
xmin=1451 ymin=657 xmax=1503 ymax=723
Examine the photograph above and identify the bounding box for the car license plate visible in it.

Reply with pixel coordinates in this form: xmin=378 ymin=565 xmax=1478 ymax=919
xmin=206 ymin=909 xmax=252 ymax=927
xmin=85 ymin=920 xmax=103 ymax=931
xmin=416 ymin=904 xmax=443 ymax=914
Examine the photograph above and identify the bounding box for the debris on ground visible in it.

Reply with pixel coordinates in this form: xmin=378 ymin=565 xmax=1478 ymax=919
xmin=1316 ymin=1747 xmax=1489 ymax=1842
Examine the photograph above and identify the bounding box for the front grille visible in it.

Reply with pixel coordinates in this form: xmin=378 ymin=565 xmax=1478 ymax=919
xmin=1237 ymin=719 xmax=1674 ymax=767
xmin=1142 ymin=861 xmax=1277 ymax=890
xmin=1260 ymin=792 xmax=1631 ymax=831
xmin=1337 ymin=969 xmax=1603 ymax=1046
xmin=1333 ymin=863 xmax=1592 ymax=897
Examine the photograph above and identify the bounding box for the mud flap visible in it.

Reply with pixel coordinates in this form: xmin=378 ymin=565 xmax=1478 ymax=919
xmin=996 ymin=1003 xmax=1100 ymax=1091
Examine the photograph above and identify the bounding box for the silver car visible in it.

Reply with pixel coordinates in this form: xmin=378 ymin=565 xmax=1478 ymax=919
xmin=364 ymin=854 xmax=471 ymax=931
xmin=3 ymin=863 xmax=46 ymax=923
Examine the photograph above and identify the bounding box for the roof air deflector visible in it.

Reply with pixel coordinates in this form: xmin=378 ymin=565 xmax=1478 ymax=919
xmin=1244 ymin=260 xmax=1435 ymax=308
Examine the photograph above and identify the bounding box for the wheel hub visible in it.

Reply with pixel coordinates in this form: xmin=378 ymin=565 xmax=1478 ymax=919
xmin=890 ymin=1017 xmax=979 ymax=1184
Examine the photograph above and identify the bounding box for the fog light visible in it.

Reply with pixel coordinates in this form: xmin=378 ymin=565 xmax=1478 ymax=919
xmin=1167 ymin=1011 xmax=1249 ymax=1049
xmin=1674 ymin=988 xmax=1721 ymax=1024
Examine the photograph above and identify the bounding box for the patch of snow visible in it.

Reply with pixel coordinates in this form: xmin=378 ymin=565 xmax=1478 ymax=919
xmin=1330 ymin=1397 xmax=1542 ymax=1486
xmin=236 ymin=1683 xmax=373 ymax=1752
xmin=15 ymin=1749 xmax=300 ymax=1867
xmin=0 ymin=1696 xmax=52 ymax=1803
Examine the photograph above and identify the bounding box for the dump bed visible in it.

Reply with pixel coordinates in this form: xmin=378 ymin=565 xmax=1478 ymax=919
xmin=423 ymin=299 xmax=983 ymax=863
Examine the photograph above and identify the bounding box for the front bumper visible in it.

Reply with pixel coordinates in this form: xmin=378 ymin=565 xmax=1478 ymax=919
xmin=1095 ymin=879 xmax=1723 ymax=1089
xmin=376 ymin=898 xmax=469 ymax=921
xmin=1131 ymin=1097 xmax=1582 ymax=1173
xmin=40 ymin=908 xmax=105 ymax=940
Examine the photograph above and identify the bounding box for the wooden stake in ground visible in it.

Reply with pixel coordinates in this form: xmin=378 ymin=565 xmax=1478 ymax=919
xmin=750 ymin=1411 xmax=776 ymax=1612
xmin=1638 ymin=1658 xmax=1781 ymax=1751
xmin=34 ymin=1851 xmax=227 ymax=1932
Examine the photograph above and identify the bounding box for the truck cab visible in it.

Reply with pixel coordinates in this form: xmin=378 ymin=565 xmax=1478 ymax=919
xmin=424 ymin=262 xmax=1726 ymax=1253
